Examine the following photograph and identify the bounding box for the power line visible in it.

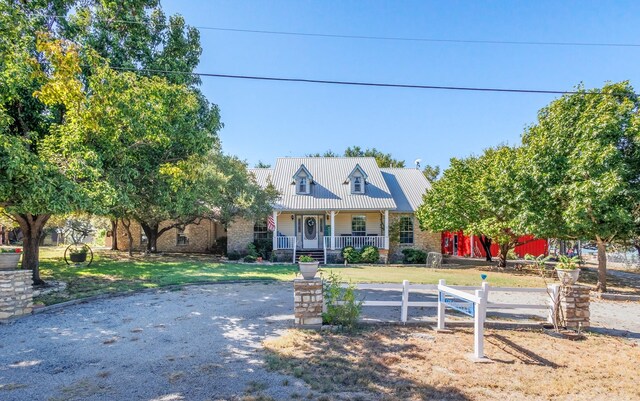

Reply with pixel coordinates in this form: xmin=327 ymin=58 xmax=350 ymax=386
xmin=43 ymin=14 xmax=640 ymax=49
xmin=109 ymin=66 xmax=629 ymax=96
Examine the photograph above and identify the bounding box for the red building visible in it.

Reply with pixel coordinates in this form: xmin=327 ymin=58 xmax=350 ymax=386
xmin=441 ymin=231 xmax=548 ymax=259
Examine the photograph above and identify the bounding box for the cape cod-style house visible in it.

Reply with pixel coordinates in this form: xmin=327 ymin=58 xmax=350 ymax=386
xmin=227 ymin=157 xmax=439 ymax=263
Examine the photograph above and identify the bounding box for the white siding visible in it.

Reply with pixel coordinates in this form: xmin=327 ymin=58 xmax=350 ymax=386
xmin=276 ymin=213 xmax=296 ymax=236
xmin=333 ymin=212 xmax=382 ymax=235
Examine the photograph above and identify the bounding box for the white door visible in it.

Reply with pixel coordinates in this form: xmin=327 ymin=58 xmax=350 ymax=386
xmin=303 ymin=215 xmax=318 ymax=249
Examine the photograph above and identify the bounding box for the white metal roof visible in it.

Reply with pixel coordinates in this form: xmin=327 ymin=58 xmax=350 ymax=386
xmin=249 ymin=158 xmax=430 ymax=212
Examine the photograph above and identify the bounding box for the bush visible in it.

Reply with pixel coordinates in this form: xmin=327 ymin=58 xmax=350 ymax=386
xmin=227 ymin=251 xmax=242 ymax=261
xmin=360 ymin=245 xmax=380 ymax=263
xmin=322 ymin=271 xmax=362 ymax=330
xmin=402 ymin=248 xmax=427 ymax=264
xmin=299 ymin=255 xmax=315 ymax=262
xmin=341 ymin=246 xmax=361 ymax=264
xmin=253 ymin=239 xmax=273 ymax=259
xmin=243 ymin=255 xmax=257 ymax=263
xmin=211 ymin=236 xmax=227 ymax=255
xmin=246 ymin=243 xmax=258 ymax=258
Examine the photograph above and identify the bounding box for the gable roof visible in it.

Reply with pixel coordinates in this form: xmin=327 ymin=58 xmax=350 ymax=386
xmin=292 ymin=164 xmax=314 ymax=183
xmin=380 ymin=168 xmax=431 ymax=212
xmin=345 ymin=163 xmax=368 ymax=183
xmin=249 ymin=158 xmax=431 ymax=212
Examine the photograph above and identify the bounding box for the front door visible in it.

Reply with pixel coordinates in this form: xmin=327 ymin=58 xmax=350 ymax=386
xmin=453 ymin=235 xmax=459 ymax=255
xmin=303 ymin=215 xmax=318 ymax=249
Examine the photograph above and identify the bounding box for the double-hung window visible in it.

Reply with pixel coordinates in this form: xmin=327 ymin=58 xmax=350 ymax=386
xmin=399 ymin=216 xmax=414 ymax=244
xmin=351 ymin=215 xmax=366 ymax=236
xmin=253 ymin=219 xmax=272 ymax=241
xmin=176 ymin=228 xmax=189 ymax=246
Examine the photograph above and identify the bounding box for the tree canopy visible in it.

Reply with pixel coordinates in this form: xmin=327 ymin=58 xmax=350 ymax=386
xmin=517 ymin=82 xmax=640 ymax=291
xmin=307 ymin=146 xmax=406 ymax=167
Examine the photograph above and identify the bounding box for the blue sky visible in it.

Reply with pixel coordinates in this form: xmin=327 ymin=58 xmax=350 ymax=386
xmin=162 ymin=0 xmax=640 ymax=170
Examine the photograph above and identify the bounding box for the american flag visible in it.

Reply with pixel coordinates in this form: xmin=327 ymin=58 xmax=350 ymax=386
xmin=267 ymin=215 xmax=275 ymax=232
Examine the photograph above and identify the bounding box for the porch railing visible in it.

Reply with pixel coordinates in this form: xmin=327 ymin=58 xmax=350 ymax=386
xmin=275 ymin=236 xmax=297 ymax=263
xmin=323 ymin=236 xmax=387 ymax=250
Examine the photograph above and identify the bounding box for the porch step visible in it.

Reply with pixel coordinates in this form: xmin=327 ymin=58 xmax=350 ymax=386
xmin=296 ymin=250 xmax=325 ymax=263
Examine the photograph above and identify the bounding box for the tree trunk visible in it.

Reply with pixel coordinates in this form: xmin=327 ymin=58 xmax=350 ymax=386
xmin=12 ymin=213 xmax=50 ymax=285
xmin=633 ymin=240 xmax=640 ymax=260
xmin=478 ymin=236 xmax=493 ymax=262
xmin=595 ymin=236 xmax=607 ymax=293
xmin=110 ymin=219 xmax=118 ymax=250
xmin=497 ymin=243 xmax=510 ymax=268
xmin=120 ymin=219 xmax=134 ymax=257
xmin=139 ymin=222 xmax=160 ymax=253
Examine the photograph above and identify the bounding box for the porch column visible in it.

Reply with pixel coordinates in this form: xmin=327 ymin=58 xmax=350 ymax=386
xmin=470 ymin=234 xmax=474 ymax=258
xmin=272 ymin=210 xmax=278 ymax=250
xmin=330 ymin=211 xmax=335 ymax=250
xmin=384 ymin=210 xmax=389 ymax=249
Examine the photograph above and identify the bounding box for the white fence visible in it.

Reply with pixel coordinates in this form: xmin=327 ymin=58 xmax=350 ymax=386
xmin=340 ymin=280 xmax=559 ymax=359
xmin=324 ymin=235 xmax=387 ymax=250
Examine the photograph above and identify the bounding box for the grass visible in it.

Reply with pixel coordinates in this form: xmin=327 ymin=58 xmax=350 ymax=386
xmin=264 ymin=326 xmax=640 ymax=401
xmin=32 ymin=247 xmax=639 ymax=305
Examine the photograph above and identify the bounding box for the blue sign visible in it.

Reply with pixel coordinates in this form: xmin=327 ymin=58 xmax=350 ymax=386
xmin=439 ymin=291 xmax=475 ymax=317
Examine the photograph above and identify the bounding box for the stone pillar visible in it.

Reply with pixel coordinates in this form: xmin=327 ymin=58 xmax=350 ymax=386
xmin=559 ymin=285 xmax=590 ymax=329
xmin=294 ymin=278 xmax=323 ymax=327
xmin=0 ymin=270 xmax=33 ymax=320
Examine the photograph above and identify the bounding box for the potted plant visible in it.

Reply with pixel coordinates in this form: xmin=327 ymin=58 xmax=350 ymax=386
xmin=298 ymin=255 xmax=319 ymax=280
xmin=69 ymin=247 xmax=88 ymax=263
xmin=0 ymin=248 xmax=22 ymax=270
xmin=555 ymin=255 xmax=581 ymax=285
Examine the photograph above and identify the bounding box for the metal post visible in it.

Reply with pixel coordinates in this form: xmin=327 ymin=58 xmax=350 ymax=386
xmin=401 ymin=280 xmax=409 ymax=323
xmin=437 ymin=279 xmax=446 ymax=330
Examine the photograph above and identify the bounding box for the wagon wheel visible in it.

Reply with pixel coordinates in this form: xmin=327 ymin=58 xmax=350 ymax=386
xmin=64 ymin=243 xmax=94 ymax=267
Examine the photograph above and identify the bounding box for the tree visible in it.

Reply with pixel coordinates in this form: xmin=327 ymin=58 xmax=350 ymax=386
xmin=255 ymin=161 xmax=271 ymax=168
xmin=417 ymin=146 xmax=531 ymax=267
xmin=344 ymin=146 xmax=406 ymax=167
xmin=422 ymin=164 xmax=441 ymax=182
xmin=306 ymin=150 xmax=339 ymax=157
xmin=0 ymin=6 xmax=105 ymax=284
xmin=518 ymin=82 xmax=640 ymax=292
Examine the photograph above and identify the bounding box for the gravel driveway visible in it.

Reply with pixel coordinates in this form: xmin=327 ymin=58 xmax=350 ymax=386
xmin=1 ymin=281 xmax=639 ymax=401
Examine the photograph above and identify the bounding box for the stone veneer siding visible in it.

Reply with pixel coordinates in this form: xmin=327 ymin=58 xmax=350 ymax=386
xmin=226 ymin=218 xmax=255 ymax=254
xmin=389 ymin=214 xmax=440 ymax=263
xmin=116 ymin=219 xmax=224 ymax=253
xmin=559 ymin=285 xmax=590 ymax=329
xmin=0 ymin=270 xmax=33 ymax=319
xmin=294 ymin=278 xmax=323 ymax=326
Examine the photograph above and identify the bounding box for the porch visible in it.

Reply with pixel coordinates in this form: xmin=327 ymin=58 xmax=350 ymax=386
xmin=271 ymin=210 xmax=390 ymax=263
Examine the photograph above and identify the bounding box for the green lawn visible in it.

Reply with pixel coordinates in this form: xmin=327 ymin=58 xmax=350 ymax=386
xmin=321 ymin=265 xmax=548 ymax=287
xmin=32 ymin=247 xmax=552 ymax=305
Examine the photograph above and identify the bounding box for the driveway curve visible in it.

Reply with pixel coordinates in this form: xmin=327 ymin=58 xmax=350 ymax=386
xmin=0 ymin=282 xmax=305 ymax=401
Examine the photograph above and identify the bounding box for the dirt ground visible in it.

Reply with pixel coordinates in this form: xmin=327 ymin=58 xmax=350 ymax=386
xmin=264 ymin=326 xmax=640 ymax=401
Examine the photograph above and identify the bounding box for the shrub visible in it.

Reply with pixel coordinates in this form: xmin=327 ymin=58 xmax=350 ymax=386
xmin=341 ymin=246 xmax=361 ymax=264
xmin=360 ymin=246 xmax=379 ymax=263
xmin=211 ymin=236 xmax=227 ymax=255
xmin=322 ymin=271 xmax=362 ymax=330
xmin=227 ymin=251 xmax=242 ymax=261
xmin=402 ymin=248 xmax=427 ymax=264
xmin=244 ymin=255 xmax=257 ymax=263
xmin=253 ymin=239 xmax=273 ymax=259
xmin=246 ymin=243 xmax=258 ymax=258
xmin=299 ymin=255 xmax=315 ymax=262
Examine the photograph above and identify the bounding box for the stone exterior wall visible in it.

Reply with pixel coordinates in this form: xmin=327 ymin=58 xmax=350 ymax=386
xmin=227 ymin=218 xmax=255 ymax=254
xmin=116 ymin=219 xmax=225 ymax=253
xmin=0 ymin=270 xmax=33 ymax=320
xmin=389 ymin=214 xmax=440 ymax=263
xmin=559 ymin=285 xmax=590 ymax=329
xmin=294 ymin=278 xmax=323 ymax=326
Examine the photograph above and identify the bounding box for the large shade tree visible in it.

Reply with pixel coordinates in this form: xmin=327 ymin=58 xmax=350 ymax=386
xmin=417 ymin=146 xmax=531 ymax=267
xmin=518 ymin=82 xmax=640 ymax=292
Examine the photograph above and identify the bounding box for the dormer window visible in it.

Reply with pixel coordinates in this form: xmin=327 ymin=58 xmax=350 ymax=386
xmin=346 ymin=164 xmax=368 ymax=194
xmin=299 ymin=177 xmax=308 ymax=193
xmin=293 ymin=164 xmax=313 ymax=195
xmin=353 ymin=176 xmax=362 ymax=193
